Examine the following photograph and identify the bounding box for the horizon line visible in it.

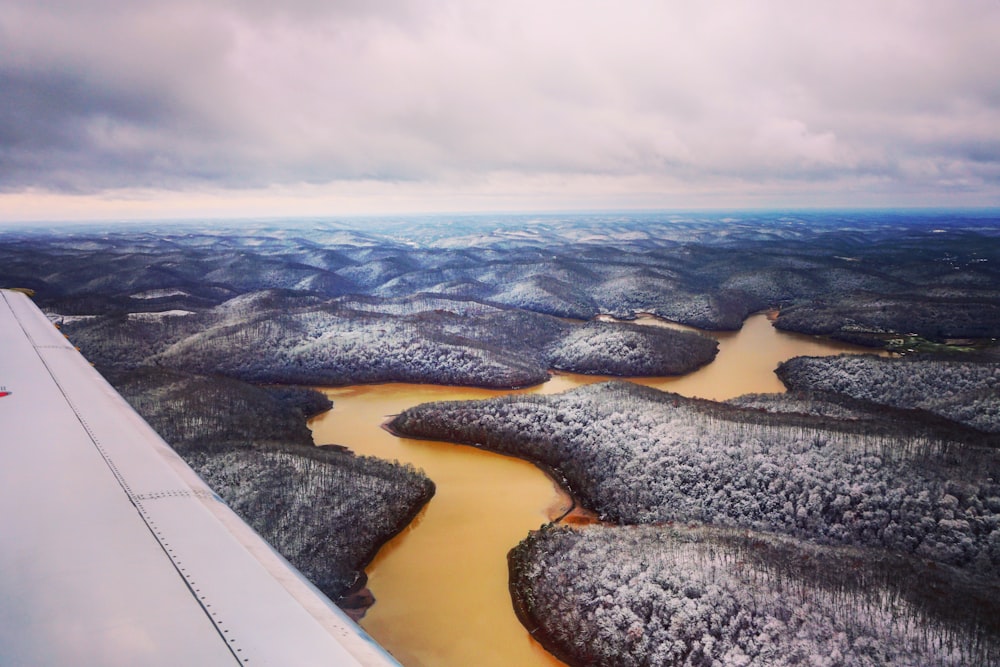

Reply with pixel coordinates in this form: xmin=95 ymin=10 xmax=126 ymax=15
xmin=2 ymin=205 xmax=999 ymax=229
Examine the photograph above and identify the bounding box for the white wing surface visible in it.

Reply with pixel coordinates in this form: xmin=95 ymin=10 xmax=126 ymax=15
xmin=0 ymin=289 xmax=402 ymax=667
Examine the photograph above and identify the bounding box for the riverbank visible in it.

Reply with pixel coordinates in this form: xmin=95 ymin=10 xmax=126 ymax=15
xmin=382 ymin=418 xmax=581 ymax=524
xmin=311 ymin=382 xmax=573 ymax=667
xmin=508 ymin=536 xmax=583 ymax=667
xmin=333 ymin=468 xmax=436 ymax=620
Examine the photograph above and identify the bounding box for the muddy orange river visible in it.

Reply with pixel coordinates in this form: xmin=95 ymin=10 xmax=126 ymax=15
xmin=308 ymin=314 xmax=876 ymax=667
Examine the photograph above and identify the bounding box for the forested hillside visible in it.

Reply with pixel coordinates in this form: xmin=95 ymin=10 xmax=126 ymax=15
xmin=392 ymin=379 xmax=1000 ymax=664
xmin=4 ymin=212 xmax=1000 ymax=344
xmin=64 ymin=291 xmax=717 ymax=388
xmin=778 ymin=355 xmax=1000 ymax=433
xmin=511 ymin=525 xmax=1000 ymax=667
xmin=111 ymin=369 xmax=434 ymax=606
xmin=774 ymin=292 xmax=1000 ymax=346
xmin=391 ymin=381 xmax=1000 ymax=570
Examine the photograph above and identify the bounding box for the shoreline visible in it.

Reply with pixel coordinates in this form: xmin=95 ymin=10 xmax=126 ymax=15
xmin=379 ymin=417 xmax=594 ymax=665
xmin=334 ymin=481 xmax=435 ymax=620
xmin=300 ymin=311 xmax=761 ymax=395
xmin=507 ymin=542 xmax=583 ymax=667
xmin=381 ymin=419 xmax=589 ymax=527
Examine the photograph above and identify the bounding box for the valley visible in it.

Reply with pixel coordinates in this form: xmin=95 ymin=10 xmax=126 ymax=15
xmin=4 ymin=210 xmax=999 ymax=665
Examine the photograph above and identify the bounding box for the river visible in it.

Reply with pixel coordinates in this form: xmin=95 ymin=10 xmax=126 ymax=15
xmin=308 ymin=313 xmax=877 ymax=667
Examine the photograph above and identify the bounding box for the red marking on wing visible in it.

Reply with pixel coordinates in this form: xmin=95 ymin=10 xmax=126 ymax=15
xmin=0 ymin=391 xmax=10 ymax=398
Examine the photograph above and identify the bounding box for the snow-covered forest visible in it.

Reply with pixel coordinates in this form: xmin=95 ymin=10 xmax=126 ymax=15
xmin=62 ymin=291 xmax=717 ymax=387
xmin=111 ymin=369 xmax=434 ymax=603
xmin=5 ymin=212 xmax=1000 ymax=665
xmin=392 ymin=378 xmax=1000 ymax=664
xmin=511 ymin=525 xmax=1000 ymax=667
xmin=3 ymin=212 xmax=999 ymax=345
xmin=778 ymin=355 xmax=1000 ymax=433
xmin=391 ymin=381 xmax=1000 ymax=571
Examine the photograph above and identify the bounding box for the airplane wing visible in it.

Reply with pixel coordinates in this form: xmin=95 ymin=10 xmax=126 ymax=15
xmin=0 ymin=289 xmax=402 ymax=667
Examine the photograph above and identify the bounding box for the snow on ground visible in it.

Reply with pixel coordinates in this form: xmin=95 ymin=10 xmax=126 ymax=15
xmin=130 ymin=289 xmax=191 ymax=299
xmin=127 ymin=310 xmax=195 ymax=321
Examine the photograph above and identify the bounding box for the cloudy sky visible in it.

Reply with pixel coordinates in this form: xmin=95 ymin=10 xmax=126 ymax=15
xmin=2 ymin=1 xmax=999 ymax=221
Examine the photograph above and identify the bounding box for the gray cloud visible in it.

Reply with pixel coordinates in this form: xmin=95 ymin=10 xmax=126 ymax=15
xmin=1 ymin=0 xmax=999 ymax=208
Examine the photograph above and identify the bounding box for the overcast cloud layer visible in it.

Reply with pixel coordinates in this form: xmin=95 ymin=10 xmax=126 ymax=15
xmin=2 ymin=1 xmax=999 ymax=218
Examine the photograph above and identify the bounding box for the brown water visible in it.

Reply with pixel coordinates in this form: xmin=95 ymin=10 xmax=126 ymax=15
xmin=308 ymin=313 xmax=877 ymax=667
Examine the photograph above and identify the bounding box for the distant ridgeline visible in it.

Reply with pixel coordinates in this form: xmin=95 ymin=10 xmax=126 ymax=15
xmin=5 ymin=211 xmax=1000 ymax=664
xmin=4 ymin=212 xmax=999 ymax=390
xmin=2 ymin=211 xmax=999 ymax=350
